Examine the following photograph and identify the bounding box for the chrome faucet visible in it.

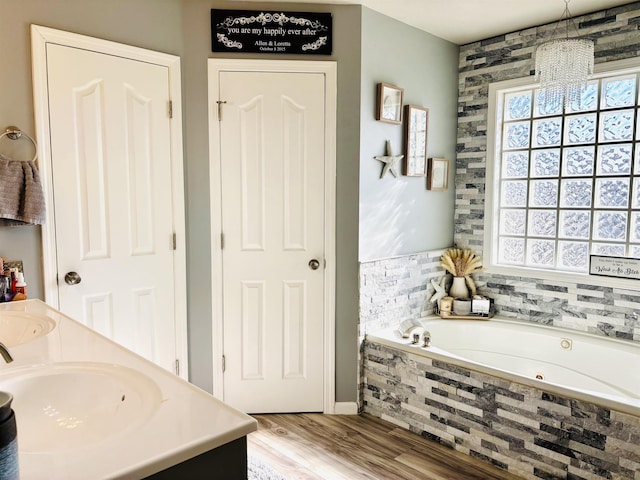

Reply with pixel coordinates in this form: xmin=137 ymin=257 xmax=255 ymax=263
xmin=406 ymin=326 xmax=424 ymax=343
xmin=0 ymin=342 xmax=13 ymax=363
xmin=407 ymin=328 xmax=432 ymax=348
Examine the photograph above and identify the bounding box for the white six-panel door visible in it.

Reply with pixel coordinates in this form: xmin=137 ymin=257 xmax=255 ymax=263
xmin=218 ymin=70 xmax=327 ymax=413
xmin=44 ymin=43 xmax=178 ymax=372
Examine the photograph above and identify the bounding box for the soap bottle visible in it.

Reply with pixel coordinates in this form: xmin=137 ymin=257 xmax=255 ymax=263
xmin=14 ymin=273 xmax=26 ymax=296
xmin=0 ymin=392 xmax=18 ymax=480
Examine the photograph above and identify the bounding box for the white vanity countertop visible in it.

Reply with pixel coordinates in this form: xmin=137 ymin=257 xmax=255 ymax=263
xmin=0 ymin=300 xmax=257 ymax=479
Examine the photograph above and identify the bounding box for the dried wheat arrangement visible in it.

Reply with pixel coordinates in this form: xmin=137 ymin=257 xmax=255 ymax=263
xmin=440 ymin=248 xmax=482 ymax=295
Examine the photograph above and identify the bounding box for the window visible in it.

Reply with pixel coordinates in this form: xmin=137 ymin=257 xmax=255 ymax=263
xmin=488 ymin=62 xmax=640 ymax=276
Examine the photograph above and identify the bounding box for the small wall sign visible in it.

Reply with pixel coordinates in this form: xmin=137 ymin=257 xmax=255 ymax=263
xmin=589 ymin=255 xmax=640 ymax=280
xmin=211 ymin=9 xmax=332 ymax=55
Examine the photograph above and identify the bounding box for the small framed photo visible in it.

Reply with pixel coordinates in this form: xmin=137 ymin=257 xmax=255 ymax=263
xmin=404 ymin=105 xmax=429 ymax=176
xmin=427 ymin=158 xmax=449 ymax=190
xmin=376 ymin=83 xmax=404 ymax=124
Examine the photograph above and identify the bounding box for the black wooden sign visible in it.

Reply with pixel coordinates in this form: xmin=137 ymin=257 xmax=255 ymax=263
xmin=211 ymin=9 xmax=332 ymax=55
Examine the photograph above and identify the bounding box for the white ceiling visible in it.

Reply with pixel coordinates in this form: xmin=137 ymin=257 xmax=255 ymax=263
xmin=233 ymin=0 xmax=634 ymax=44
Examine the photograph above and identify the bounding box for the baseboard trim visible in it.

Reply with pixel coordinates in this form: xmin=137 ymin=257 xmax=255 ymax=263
xmin=330 ymin=402 xmax=359 ymax=415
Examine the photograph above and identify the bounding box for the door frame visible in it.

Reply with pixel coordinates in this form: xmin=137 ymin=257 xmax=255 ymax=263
xmin=31 ymin=25 xmax=189 ymax=379
xmin=208 ymin=59 xmax=337 ymax=413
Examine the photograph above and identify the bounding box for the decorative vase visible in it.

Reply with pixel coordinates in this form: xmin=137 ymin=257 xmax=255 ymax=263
xmin=449 ymin=276 xmax=469 ymax=299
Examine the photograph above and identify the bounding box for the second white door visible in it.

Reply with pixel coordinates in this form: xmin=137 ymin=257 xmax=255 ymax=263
xmin=218 ymin=70 xmax=326 ymax=413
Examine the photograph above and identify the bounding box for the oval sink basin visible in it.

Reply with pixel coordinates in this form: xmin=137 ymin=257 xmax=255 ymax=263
xmin=0 ymin=311 xmax=56 ymax=347
xmin=0 ymin=362 xmax=162 ymax=452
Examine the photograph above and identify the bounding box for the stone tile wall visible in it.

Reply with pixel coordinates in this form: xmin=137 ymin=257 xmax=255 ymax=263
xmin=473 ymin=274 xmax=640 ymax=342
xmin=358 ymin=250 xmax=446 ymax=409
xmin=358 ymin=250 xmax=445 ymax=337
xmin=456 ymin=3 xmax=640 ymax=341
xmin=363 ymin=341 xmax=640 ymax=480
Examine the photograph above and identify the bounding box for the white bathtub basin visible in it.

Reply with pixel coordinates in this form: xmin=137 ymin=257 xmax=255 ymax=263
xmin=0 ymin=311 xmax=56 ymax=347
xmin=376 ymin=316 xmax=640 ymax=414
xmin=0 ymin=362 xmax=162 ymax=452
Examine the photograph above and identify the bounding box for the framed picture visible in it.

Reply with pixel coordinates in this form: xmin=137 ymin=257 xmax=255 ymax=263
xmin=404 ymin=105 xmax=429 ymax=176
xmin=427 ymin=158 xmax=449 ymax=190
xmin=376 ymin=83 xmax=404 ymax=124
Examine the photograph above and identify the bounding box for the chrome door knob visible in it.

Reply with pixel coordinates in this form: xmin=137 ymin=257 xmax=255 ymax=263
xmin=308 ymin=259 xmax=320 ymax=270
xmin=64 ymin=271 xmax=82 ymax=285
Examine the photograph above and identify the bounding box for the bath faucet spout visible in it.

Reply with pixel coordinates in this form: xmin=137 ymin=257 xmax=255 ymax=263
xmin=398 ymin=319 xmax=424 ymax=338
xmin=0 ymin=342 xmax=13 ymax=363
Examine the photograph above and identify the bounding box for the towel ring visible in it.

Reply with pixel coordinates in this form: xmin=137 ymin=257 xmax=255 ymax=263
xmin=0 ymin=126 xmax=38 ymax=163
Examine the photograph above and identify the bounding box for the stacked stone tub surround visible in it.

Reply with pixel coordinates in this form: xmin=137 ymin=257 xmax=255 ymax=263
xmin=363 ymin=319 xmax=640 ymax=479
xmin=359 ymin=4 xmax=640 ymax=478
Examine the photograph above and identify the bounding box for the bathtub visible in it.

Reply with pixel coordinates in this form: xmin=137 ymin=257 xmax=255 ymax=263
xmin=363 ymin=316 xmax=640 ymax=479
xmin=375 ymin=316 xmax=640 ymax=412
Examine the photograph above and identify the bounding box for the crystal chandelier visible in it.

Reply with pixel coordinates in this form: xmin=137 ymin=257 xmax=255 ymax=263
xmin=535 ymin=0 xmax=594 ymax=108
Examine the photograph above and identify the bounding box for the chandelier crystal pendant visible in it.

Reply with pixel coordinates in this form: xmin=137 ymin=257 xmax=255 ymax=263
xmin=534 ymin=0 xmax=594 ymax=109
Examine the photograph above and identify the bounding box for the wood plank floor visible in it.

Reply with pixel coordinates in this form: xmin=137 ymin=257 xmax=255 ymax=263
xmin=248 ymin=413 xmax=523 ymax=480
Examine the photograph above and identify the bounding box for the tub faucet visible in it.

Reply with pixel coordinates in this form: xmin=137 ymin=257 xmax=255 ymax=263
xmin=0 ymin=342 xmax=13 ymax=363
xmin=423 ymin=331 xmax=431 ymax=348
xmin=406 ymin=327 xmax=424 ymax=344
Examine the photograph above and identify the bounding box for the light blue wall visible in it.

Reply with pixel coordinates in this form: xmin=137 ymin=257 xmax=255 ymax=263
xmin=359 ymin=7 xmax=459 ymax=262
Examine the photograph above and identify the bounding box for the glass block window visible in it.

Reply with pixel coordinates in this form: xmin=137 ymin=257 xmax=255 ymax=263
xmin=493 ymin=71 xmax=640 ymax=273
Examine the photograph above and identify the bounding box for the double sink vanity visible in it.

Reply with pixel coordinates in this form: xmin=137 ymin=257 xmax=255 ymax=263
xmin=0 ymin=300 xmax=256 ymax=479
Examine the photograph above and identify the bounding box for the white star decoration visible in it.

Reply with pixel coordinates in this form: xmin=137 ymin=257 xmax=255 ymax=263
xmin=374 ymin=140 xmax=404 ymax=178
xmin=429 ymin=276 xmax=448 ymax=308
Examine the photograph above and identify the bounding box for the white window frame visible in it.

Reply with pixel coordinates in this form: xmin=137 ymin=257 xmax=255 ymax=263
xmin=485 ymin=57 xmax=640 ymax=290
